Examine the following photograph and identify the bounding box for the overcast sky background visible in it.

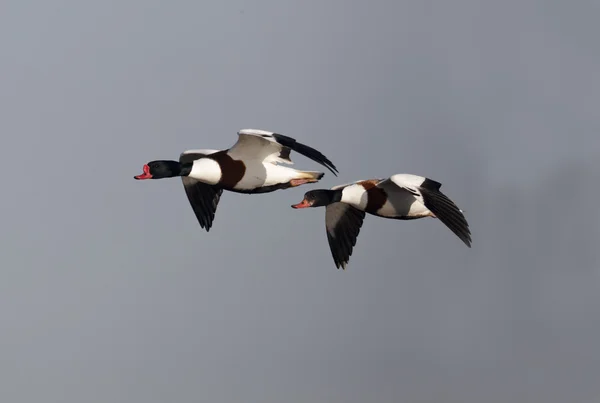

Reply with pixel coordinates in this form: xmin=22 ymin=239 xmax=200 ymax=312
xmin=1 ymin=1 xmax=599 ymax=402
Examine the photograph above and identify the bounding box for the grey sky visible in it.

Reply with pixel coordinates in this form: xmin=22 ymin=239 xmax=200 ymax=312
xmin=1 ymin=0 xmax=599 ymax=402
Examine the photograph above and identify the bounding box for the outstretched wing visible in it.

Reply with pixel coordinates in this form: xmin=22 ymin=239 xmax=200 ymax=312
xmin=384 ymin=174 xmax=471 ymax=247
xmin=179 ymin=150 xmax=224 ymax=232
xmin=325 ymin=202 xmax=366 ymax=269
xmin=228 ymin=129 xmax=338 ymax=176
xmin=418 ymin=182 xmax=472 ymax=247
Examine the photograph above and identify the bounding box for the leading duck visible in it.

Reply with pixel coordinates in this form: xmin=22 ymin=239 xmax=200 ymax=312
xmin=291 ymin=174 xmax=472 ymax=269
xmin=134 ymin=129 xmax=338 ymax=231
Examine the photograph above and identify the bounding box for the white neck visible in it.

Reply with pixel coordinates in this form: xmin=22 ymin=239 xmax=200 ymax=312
xmin=189 ymin=158 xmax=222 ymax=185
xmin=341 ymin=185 xmax=368 ymax=210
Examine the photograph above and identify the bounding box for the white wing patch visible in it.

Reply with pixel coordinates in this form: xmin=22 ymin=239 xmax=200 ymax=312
xmin=237 ymin=129 xmax=275 ymax=137
xmin=388 ymin=174 xmax=427 ymax=190
xmin=229 ymin=129 xmax=292 ymax=165
xmin=330 ymin=180 xmax=366 ymax=191
xmin=264 ymin=155 xmax=294 ymax=165
xmin=235 ymin=128 xmax=339 ymax=176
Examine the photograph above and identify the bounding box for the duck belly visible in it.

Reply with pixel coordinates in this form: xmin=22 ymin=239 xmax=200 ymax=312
xmin=375 ymin=188 xmax=432 ymax=219
xmin=231 ymin=163 xmax=317 ymax=192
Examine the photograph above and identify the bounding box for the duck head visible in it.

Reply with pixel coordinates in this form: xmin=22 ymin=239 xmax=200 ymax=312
xmin=134 ymin=160 xmax=190 ymax=180
xmin=291 ymin=189 xmax=342 ymax=208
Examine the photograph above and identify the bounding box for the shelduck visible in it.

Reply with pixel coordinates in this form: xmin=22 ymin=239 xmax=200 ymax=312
xmin=291 ymin=174 xmax=471 ymax=269
xmin=135 ymin=129 xmax=338 ymax=231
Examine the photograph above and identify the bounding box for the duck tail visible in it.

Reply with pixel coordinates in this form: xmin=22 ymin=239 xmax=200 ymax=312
xmin=297 ymin=170 xmax=325 ymax=181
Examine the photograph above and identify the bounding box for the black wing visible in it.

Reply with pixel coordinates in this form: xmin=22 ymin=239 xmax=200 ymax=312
xmin=271 ymin=133 xmax=339 ymax=176
xmin=325 ymin=202 xmax=366 ymax=269
xmin=179 ymin=152 xmax=224 ymax=232
xmin=419 ymin=183 xmax=472 ymax=247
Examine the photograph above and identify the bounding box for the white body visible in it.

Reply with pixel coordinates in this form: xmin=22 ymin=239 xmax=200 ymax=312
xmin=189 ymin=158 xmax=222 ymax=185
xmin=235 ymin=163 xmax=313 ymax=190
xmin=189 ymin=157 xmax=319 ymax=190
xmin=321 ymin=173 xmax=471 ymax=269
xmin=339 ymin=184 xmax=370 ymax=210
xmin=338 ymin=174 xmax=434 ymax=218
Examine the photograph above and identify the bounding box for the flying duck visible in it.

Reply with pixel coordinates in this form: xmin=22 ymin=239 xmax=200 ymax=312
xmin=291 ymin=174 xmax=471 ymax=269
xmin=134 ymin=129 xmax=338 ymax=231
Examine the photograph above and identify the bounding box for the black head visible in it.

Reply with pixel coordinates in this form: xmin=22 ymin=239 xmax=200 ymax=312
xmin=134 ymin=160 xmax=183 ymax=180
xmin=291 ymin=189 xmax=340 ymax=209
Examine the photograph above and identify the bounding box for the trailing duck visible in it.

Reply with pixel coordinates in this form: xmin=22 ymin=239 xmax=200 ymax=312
xmin=291 ymin=174 xmax=471 ymax=269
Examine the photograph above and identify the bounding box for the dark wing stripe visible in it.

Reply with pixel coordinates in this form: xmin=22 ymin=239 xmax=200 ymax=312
xmin=426 ymin=196 xmax=471 ymax=246
xmin=426 ymin=195 xmax=471 ymax=244
xmin=419 ymin=188 xmax=472 ymax=247
xmin=179 ymin=153 xmax=224 ymax=232
xmin=420 ymin=177 xmax=442 ymax=191
xmin=325 ymin=203 xmax=366 ymax=269
xmin=272 ymin=133 xmax=339 ymax=176
xmin=278 ymin=146 xmax=292 ymax=162
xmin=181 ymin=178 xmax=223 ymax=231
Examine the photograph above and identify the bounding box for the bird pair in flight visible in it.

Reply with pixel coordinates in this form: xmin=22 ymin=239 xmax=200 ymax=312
xmin=134 ymin=129 xmax=471 ymax=269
